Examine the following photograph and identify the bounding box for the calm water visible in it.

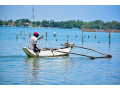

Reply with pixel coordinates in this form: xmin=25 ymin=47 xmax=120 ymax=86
xmin=0 ymin=27 xmax=120 ymax=85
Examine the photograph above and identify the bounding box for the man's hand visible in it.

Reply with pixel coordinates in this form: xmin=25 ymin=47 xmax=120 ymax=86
xmin=41 ymin=35 xmax=43 ymax=38
xmin=37 ymin=48 xmax=40 ymax=52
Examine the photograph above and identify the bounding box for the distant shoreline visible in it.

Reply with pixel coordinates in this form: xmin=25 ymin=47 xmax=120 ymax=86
xmin=81 ymin=28 xmax=120 ymax=33
xmin=1 ymin=26 xmax=120 ymax=33
xmin=1 ymin=19 xmax=120 ymax=32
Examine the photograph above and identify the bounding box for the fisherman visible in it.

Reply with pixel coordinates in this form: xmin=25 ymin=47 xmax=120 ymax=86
xmin=28 ymin=32 xmax=43 ymax=52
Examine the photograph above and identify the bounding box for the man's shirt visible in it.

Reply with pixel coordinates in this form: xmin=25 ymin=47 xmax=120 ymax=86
xmin=28 ymin=36 xmax=37 ymax=50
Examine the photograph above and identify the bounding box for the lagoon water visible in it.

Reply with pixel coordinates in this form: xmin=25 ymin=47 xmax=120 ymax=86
xmin=0 ymin=27 xmax=120 ymax=85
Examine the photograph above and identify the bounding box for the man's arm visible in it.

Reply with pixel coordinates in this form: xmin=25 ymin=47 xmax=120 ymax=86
xmin=37 ymin=35 xmax=43 ymax=40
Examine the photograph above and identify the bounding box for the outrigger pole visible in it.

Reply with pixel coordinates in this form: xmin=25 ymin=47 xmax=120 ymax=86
xmin=59 ymin=44 xmax=112 ymax=60
xmin=72 ymin=46 xmax=112 ymax=57
xmin=54 ymin=50 xmax=111 ymax=60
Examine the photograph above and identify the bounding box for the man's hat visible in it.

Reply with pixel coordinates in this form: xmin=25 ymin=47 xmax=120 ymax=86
xmin=34 ymin=32 xmax=39 ymax=35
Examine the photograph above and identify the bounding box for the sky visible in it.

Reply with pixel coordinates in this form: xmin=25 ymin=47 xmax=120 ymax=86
xmin=0 ymin=5 xmax=120 ymax=22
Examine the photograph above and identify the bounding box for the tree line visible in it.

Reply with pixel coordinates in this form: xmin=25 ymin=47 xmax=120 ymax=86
xmin=0 ymin=19 xmax=120 ymax=30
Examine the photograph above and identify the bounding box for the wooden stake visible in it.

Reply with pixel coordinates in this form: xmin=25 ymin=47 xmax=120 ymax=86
xmin=67 ymin=35 xmax=69 ymax=43
xmin=23 ymin=31 xmax=25 ymax=39
xmin=82 ymin=31 xmax=84 ymax=42
xmin=29 ymin=32 xmax=31 ymax=38
xmin=76 ymin=35 xmax=77 ymax=38
xmin=20 ymin=31 xmax=22 ymax=36
xmin=54 ymin=32 xmax=56 ymax=37
xmin=16 ymin=35 xmax=18 ymax=39
xmin=88 ymin=35 xmax=89 ymax=38
xmin=46 ymin=32 xmax=47 ymax=40
xmin=109 ymin=32 xmax=111 ymax=49
xmin=95 ymin=33 xmax=96 ymax=39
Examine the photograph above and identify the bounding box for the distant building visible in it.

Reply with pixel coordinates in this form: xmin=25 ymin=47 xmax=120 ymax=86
xmin=25 ymin=23 xmax=32 ymax=28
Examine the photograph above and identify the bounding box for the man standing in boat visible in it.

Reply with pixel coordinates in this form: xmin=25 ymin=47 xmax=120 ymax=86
xmin=28 ymin=32 xmax=43 ymax=52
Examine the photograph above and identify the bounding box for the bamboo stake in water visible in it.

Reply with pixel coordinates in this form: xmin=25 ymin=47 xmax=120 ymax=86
xmin=20 ymin=31 xmax=22 ymax=36
xmin=88 ymin=35 xmax=89 ymax=38
xmin=16 ymin=35 xmax=18 ymax=39
xmin=109 ymin=32 xmax=111 ymax=49
xmin=23 ymin=32 xmax=25 ymax=39
xmin=29 ymin=32 xmax=31 ymax=38
xmin=76 ymin=35 xmax=77 ymax=38
xmin=82 ymin=31 xmax=84 ymax=43
xmin=46 ymin=32 xmax=47 ymax=40
xmin=95 ymin=33 xmax=96 ymax=39
xmin=54 ymin=32 xmax=56 ymax=37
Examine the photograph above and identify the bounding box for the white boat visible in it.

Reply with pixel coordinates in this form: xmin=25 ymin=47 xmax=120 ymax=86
xmin=22 ymin=41 xmax=74 ymax=57
xmin=22 ymin=46 xmax=72 ymax=57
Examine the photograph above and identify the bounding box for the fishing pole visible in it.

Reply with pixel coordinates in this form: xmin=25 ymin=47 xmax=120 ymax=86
xmin=39 ymin=32 xmax=44 ymax=49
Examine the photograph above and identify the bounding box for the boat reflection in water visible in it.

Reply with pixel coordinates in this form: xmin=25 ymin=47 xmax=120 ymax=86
xmin=23 ymin=56 xmax=73 ymax=85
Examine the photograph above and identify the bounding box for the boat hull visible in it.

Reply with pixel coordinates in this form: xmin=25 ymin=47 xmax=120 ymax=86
xmin=22 ymin=46 xmax=72 ymax=57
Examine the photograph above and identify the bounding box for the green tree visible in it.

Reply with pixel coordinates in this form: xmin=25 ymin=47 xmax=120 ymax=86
xmin=106 ymin=21 xmax=119 ymax=29
xmin=0 ymin=20 xmax=3 ymax=26
xmin=65 ymin=21 xmax=74 ymax=29
xmin=2 ymin=18 xmax=120 ymax=30
xmin=116 ymin=23 xmax=120 ymax=30
xmin=4 ymin=21 xmax=8 ymax=26
xmin=42 ymin=20 xmax=50 ymax=27
xmin=32 ymin=21 xmax=36 ymax=27
xmin=36 ymin=21 xmax=41 ymax=27
xmin=8 ymin=19 xmax=13 ymax=26
xmin=75 ymin=20 xmax=84 ymax=29
xmin=93 ymin=20 xmax=104 ymax=29
xmin=15 ymin=20 xmax=21 ymax=27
